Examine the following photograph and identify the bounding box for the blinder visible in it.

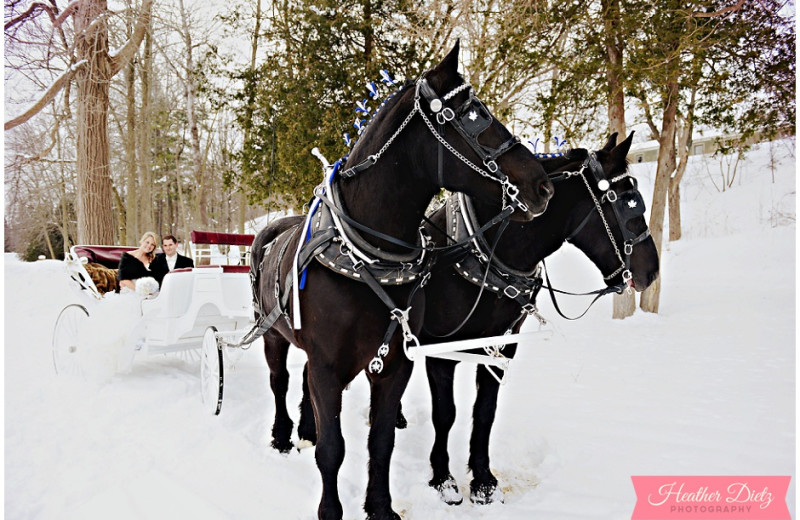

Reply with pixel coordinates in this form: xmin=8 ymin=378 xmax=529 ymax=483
xmin=418 ymin=79 xmax=522 ymax=183
xmin=457 ymin=97 xmax=493 ymax=138
xmin=614 ymin=183 xmax=647 ymax=223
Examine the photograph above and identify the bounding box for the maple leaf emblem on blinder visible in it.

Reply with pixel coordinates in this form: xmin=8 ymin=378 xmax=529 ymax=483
xmin=468 ymin=110 xmax=479 ymax=121
xmin=627 ymin=199 xmax=638 ymax=209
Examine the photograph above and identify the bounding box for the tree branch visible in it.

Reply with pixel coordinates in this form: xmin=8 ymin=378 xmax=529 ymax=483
xmin=109 ymin=0 xmax=154 ymax=76
xmin=4 ymin=60 xmax=86 ymax=131
xmin=693 ymin=0 xmax=745 ymax=18
xmin=53 ymin=0 xmax=82 ymax=28
xmin=4 ymin=1 xmax=55 ymax=31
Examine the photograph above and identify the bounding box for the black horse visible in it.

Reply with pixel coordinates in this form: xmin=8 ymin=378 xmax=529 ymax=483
xmin=421 ymin=132 xmax=660 ymax=505
xmin=250 ymin=42 xmax=553 ymax=520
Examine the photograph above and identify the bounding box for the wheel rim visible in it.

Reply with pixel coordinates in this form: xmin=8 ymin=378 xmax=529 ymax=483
xmin=52 ymin=304 xmax=90 ymax=376
xmin=201 ymin=327 xmax=223 ymax=415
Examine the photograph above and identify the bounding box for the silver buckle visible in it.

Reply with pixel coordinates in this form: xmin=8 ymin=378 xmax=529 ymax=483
xmin=436 ymin=107 xmax=455 ymax=124
xmin=503 ymin=285 xmax=521 ymax=299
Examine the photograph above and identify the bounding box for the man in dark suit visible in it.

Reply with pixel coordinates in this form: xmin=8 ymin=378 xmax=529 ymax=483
xmin=151 ymin=234 xmax=194 ymax=287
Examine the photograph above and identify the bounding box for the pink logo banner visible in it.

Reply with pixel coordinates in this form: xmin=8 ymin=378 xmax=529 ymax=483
xmin=631 ymin=476 xmax=791 ymax=520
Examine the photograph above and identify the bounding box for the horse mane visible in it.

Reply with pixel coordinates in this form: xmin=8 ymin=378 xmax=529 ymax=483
xmin=538 ymin=148 xmax=588 ymax=171
xmin=346 ymin=79 xmax=416 ymax=165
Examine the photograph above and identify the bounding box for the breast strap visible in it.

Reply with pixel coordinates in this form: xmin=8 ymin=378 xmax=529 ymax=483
xmin=446 ymin=194 xmax=543 ymax=308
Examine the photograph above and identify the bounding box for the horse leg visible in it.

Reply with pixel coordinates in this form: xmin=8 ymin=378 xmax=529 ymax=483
xmin=468 ymin=364 xmax=503 ymax=504
xmin=425 ymin=357 xmax=462 ymax=505
xmin=364 ymin=358 xmax=413 ymax=520
xmin=297 ymin=361 xmax=317 ymax=447
xmin=263 ymin=330 xmax=294 ymax=453
xmin=365 ymin=372 xmax=407 ymax=430
xmin=306 ymin=363 xmax=346 ymax=520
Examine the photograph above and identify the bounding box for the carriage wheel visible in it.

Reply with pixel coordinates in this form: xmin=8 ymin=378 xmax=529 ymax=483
xmin=201 ymin=326 xmax=224 ymax=415
xmin=52 ymin=304 xmax=90 ymax=376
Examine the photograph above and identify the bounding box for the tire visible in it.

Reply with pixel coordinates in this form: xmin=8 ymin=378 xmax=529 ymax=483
xmin=201 ymin=326 xmax=224 ymax=415
xmin=52 ymin=304 xmax=90 ymax=376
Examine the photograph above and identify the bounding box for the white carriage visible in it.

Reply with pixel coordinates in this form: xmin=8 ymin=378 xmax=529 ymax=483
xmin=52 ymin=231 xmax=256 ymax=415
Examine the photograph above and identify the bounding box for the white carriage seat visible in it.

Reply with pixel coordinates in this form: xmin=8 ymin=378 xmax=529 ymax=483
xmin=140 ymin=268 xmax=195 ymax=318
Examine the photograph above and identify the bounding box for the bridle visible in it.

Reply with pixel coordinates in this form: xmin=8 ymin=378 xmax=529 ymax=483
xmin=552 ymin=152 xmax=650 ymax=287
xmin=342 ymin=77 xmax=530 ymax=215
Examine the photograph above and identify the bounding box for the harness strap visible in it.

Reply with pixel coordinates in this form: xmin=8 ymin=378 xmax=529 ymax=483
xmin=340 ymin=155 xmax=377 ymax=178
xmin=235 ymin=228 xmax=299 ymax=347
xmin=424 ymin=217 xmax=509 ymax=339
xmin=437 ymin=121 xmax=445 ymax=187
xmin=540 ymin=259 xmax=625 ymax=321
xmin=360 ymin=259 xmax=431 ymax=374
xmin=318 ymin=189 xmax=514 ymax=254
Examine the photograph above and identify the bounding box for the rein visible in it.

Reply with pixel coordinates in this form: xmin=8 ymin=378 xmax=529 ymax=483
xmin=539 ymin=259 xmax=626 ymax=320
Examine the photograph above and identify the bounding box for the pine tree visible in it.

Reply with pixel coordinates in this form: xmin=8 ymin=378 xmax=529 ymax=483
xmin=225 ymin=0 xmax=425 ymax=209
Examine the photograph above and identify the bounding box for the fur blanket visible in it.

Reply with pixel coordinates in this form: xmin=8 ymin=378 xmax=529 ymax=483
xmin=84 ymin=262 xmax=118 ymax=294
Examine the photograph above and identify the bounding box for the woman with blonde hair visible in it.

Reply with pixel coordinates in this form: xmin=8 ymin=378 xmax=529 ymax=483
xmin=117 ymin=231 xmax=159 ymax=294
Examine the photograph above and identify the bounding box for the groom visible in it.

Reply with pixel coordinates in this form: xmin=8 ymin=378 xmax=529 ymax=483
xmin=151 ymin=234 xmax=194 ymax=287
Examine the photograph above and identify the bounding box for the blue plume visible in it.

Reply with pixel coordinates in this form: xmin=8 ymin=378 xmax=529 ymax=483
xmin=380 ymin=70 xmax=395 ymax=86
xmin=354 ymin=118 xmax=365 ymax=134
xmin=356 ymin=99 xmax=370 ymax=115
xmin=366 ymin=81 xmax=379 ymax=98
xmin=343 ymin=133 xmax=352 ymax=147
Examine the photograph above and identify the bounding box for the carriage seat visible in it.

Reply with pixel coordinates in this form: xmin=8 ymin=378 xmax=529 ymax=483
xmin=71 ymin=245 xmax=138 ymax=270
xmin=190 ymin=230 xmax=255 ymax=267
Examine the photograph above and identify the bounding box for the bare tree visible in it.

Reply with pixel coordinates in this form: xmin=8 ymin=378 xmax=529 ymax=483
xmin=5 ymin=0 xmax=154 ymax=244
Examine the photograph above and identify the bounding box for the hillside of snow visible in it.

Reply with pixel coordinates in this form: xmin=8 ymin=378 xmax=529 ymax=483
xmin=4 ymin=137 xmax=795 ymax=519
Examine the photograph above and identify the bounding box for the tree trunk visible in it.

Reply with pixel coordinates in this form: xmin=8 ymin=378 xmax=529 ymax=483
xmin=138 ymin=27 xmax=153 ymax=234
xmin=124 ymin=42 xmax=137 ymax=243
xmin=669 ymin=89 xmax=695 ymax=242
xmin=74 ymin=0 xmax=114 ymax=244
xmin=237 ymin=0 xmax=262 ymax=234
xmin=178 ymin=0 xmax=207 ymax=229
xmin=602 ymin=0 xmax=635 ymax=319
xmin=640 ymin=77 xmax=679 ymax=313
xmin=668 ymin=176 xmax=681 ymax=241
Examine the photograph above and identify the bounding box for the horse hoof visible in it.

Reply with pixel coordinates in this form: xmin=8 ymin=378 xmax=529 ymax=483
xmin=296 ymin=438 xmax=315 ymax=450
xmin=470 ymin=483 xmax=504 ymax=505
xmin=431 ymin=476 xmax=463 ymax=505
xmin=270 ymin=438 xmax=294 ymax=454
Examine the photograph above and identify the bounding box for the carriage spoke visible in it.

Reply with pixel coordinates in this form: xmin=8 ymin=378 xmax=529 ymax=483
xmin=52 ymin=304 xmax=90 ymax=377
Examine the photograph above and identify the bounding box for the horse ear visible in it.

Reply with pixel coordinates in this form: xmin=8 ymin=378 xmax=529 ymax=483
xmin=439 ymin=40 xmax=461 ymax=74
xmin=602 ymin=132 xmax=618 ymax=152
xmin=427 ymin=40 xmax=461 ymax=90
xmin=611 ymin=131 xmax=634 ymax=162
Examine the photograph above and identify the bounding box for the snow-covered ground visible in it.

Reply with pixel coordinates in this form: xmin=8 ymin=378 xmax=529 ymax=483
xmin=4 ymin=138 xmax=795 ymax=519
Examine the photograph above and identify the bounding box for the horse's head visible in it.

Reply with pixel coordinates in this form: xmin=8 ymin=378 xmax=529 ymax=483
xmin=420 ymin=42 xmax=553 ymax=222
xmin=545 ymin=132 xmax=659 ymax=291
